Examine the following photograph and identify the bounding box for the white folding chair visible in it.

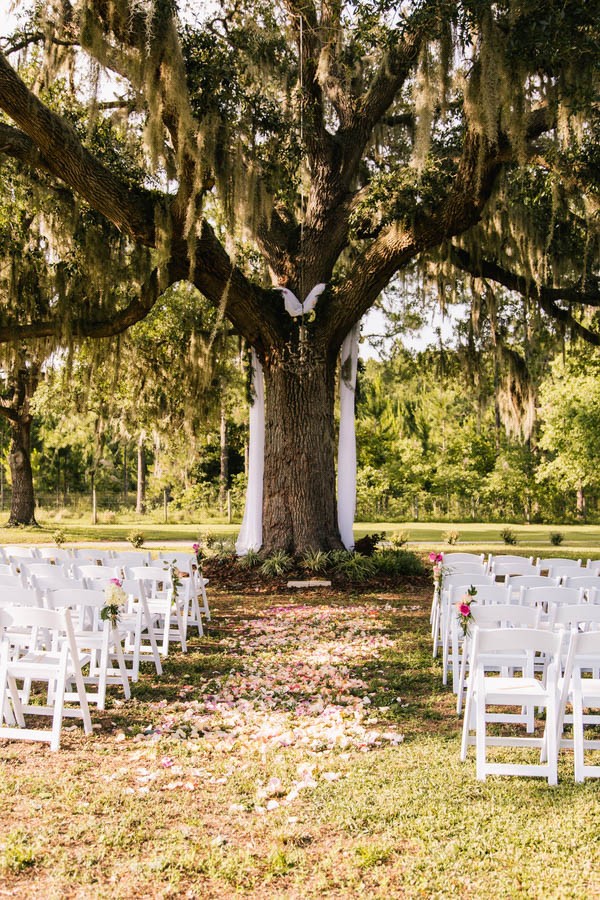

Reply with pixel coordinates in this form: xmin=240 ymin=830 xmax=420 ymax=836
xmin=46 ymin=588 xmax=130 ymax=709
xmin=457 ymin=602 xmax=541 ymax=715
xmin=461 ymin=627 xmax=563 ymax=783
xmin=439 ymin=574 xmax=494 ymax=686
xmin=155 ymin=552 xmax=210 ymax=633
xmin=123 ymin=566 xmax=187 ymax=655
xmin=558 ymin=630 xmax=600 ymax=781
xmin=119 ymin=578 xmax=163 ymax=680
xmin=536 ymin=557 xmax=581 ymax=577
xmin=0 ymin=606 xmax=93 ymax=751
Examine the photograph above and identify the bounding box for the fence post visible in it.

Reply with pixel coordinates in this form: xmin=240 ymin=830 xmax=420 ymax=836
xmin=227 ymin=489 xmax=232 ymax=524
xmin=164 ymin=488 xmax=168 ymax=524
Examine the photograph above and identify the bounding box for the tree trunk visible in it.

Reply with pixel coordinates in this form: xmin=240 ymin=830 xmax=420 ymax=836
xmin=261 ymin=353 xmax=342 ymax=554
xmin=219 ymin=406 xmax=228 ymax=514
xmin=7 ymin=417 xmax=37 ymax=526
xmin=123 ymin=444 xmax=129 ymax=503
xmin=136 ymin=437 xmax=146 ymax=514
xmin=577 ymin=484 xmax=586 ymax=520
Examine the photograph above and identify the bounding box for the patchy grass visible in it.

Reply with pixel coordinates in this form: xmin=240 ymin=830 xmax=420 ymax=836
xmin=1 ymin=582 xmax=600 ymax=898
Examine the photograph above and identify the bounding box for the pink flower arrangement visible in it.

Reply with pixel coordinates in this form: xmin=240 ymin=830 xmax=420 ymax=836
xmin=456 ymin=585 xmax=478 ymax=635
xmin=192 ymin=542 xmax=204 ymax=567
xmin=430 ymin=553 xmax=444 ymax=593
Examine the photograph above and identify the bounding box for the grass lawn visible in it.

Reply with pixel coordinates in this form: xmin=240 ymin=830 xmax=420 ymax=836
xmin=1 ymin=578 xmax=600 ymax=898
xmin=4 ymin=519 xmax=600 ymax=558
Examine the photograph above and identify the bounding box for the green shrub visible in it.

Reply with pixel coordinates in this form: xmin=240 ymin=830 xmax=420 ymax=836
xmin=52 ymin=528 xmax=66 ymax=547
xmin=444 ymin=530 xmax=460 ymax=545
xmin=236 ymin=549 xmax=261 ymax=569
xmin=301 ymin=548 xmax=332 ymax=573
xmin=500 ymin=527 xmax=517 ymax=545
xmin=260 ymin=551 xmax=293 ymax=577
xmin=372 ymin=549 xmax=426 ymax=577
xmin=549 ymin=532 xmax=564 ymax=546
xmin=354 ymin=533 xmax=384 ymax=556
xmin=389 ymin=530 xmax=410 ymax=548
xmin=332 ymin=552 xmax=375 ymax=582
xmin=127 ymin=530 xmax=145 ymax=548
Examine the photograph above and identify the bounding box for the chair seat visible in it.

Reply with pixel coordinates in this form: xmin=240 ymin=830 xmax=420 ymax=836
xmin=483 ymin=676 xmax=549 ymax=703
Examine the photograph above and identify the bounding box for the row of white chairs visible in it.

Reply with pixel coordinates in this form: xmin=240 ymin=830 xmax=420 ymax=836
xmin=460 ymin=622 xmax=600 ymax=784
xmin=431 ymin=552 xmax=599 ymax=666
xmin=0 ymin=549 xmax=211 ymax=637
xmin=443 ymin=580 xmax=600 ymax=694
xmin=0 ymin=552 xmax=212 ymax=750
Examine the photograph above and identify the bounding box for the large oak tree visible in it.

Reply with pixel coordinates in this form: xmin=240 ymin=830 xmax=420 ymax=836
xmin=0 ymin=0 xmax=598 ymax=550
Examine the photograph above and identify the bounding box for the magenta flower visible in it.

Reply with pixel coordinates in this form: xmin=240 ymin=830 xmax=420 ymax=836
xmin=458 ymin=602 xmax=471 ymax=617
xmin=110 ymin=577 xmax=122 ymax=587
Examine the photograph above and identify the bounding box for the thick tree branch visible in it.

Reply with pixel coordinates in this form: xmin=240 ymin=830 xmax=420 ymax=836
xmin=0 ymin=51 xmax=157 ymax=243
xmin=0 ymin=270 xmax=161 ymax=343
xmin=322 ymin=129 xmax=506 ymax=347
xmin=0 ymin=122 xmax=55 ymax=175
xmin=450 ymin=246 xmax=600 ymax=345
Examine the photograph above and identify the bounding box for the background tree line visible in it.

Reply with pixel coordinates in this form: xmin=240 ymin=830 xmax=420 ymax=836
xmin=4 ymin=276 xmax=600 ymax=526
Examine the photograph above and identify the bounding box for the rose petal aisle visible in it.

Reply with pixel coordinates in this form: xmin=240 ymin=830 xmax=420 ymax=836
xmin=150 ymin=603 xmax=405 ymax=761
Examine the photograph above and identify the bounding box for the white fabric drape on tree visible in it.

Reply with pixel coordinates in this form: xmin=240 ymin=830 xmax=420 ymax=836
xmin=236 ymin=284 xmax=359 ymax=555
xmin=235 ymin=349 xmax=265 ymax=555
xmin=337 ymin=322 xmax=360 ymax=549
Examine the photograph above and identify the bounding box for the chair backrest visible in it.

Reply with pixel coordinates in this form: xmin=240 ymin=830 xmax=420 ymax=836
xmin=562 ymin=575 xmax=600 ymax=592
xmin=21 ymin=562 xmax=67 ymax=583
xmin=536 ymin=557 xmax=582 ymax=572
xmin=31 ymin=573 xmax=83 ymax=596
xmin=111 ymin=550 xmax=152 ymax=568
xmin=73 ymin=564 xmax=122 ymax=581
xmin=520 ymin=585 xmax=582 ymax=609
xmin=0 ymin=573 xmax=27 ymax=591
xmin=472 ymin=625 xmax=562 ymax=663
xmin=73 ymin=549 xmax=114 ymax=565
xmin=2 ymin=545 xmax=39 ymax=560
xmin=585 ymin=559 xmax=600 ymax=575
xmin=442 ymin=552 xmax=485 ymax=565
xmin=151 ymin=555 xmax=195 ymax=578
xmin=0 ymin=563 xmax=15 ymax=576
xmin=47 ymin=587 xmax=107 ymax=627
xmin=490 ymin=560 xmax=541 ymax=579
xmin=0 ymin=586 xmax=43 ymax=608
xmin=471 ymin=603 xmax=540 ymax=629
xmin=448 ymin=583 xmax=511 ymax=607
xmin=124 ymin=566 xmax=173 ymax=596
xmin=442 ymin=573 xmax=493 ymax=591
xmin=443 ymin=560 xmax=488 ymax=576
xmin=506 ymin=575 xmax=558 ymax=590
xmin=7 ymin=555 xmax=46 ymax=573
xmin=37 ymin=547 xmax=74 ymax=563
xmin=550 ymin=603 xmax=600 ymax=631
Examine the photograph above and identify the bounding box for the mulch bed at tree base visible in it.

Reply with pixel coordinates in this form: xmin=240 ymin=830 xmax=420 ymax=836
xmin=203 ymin=556 xmax=432 ymax=595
